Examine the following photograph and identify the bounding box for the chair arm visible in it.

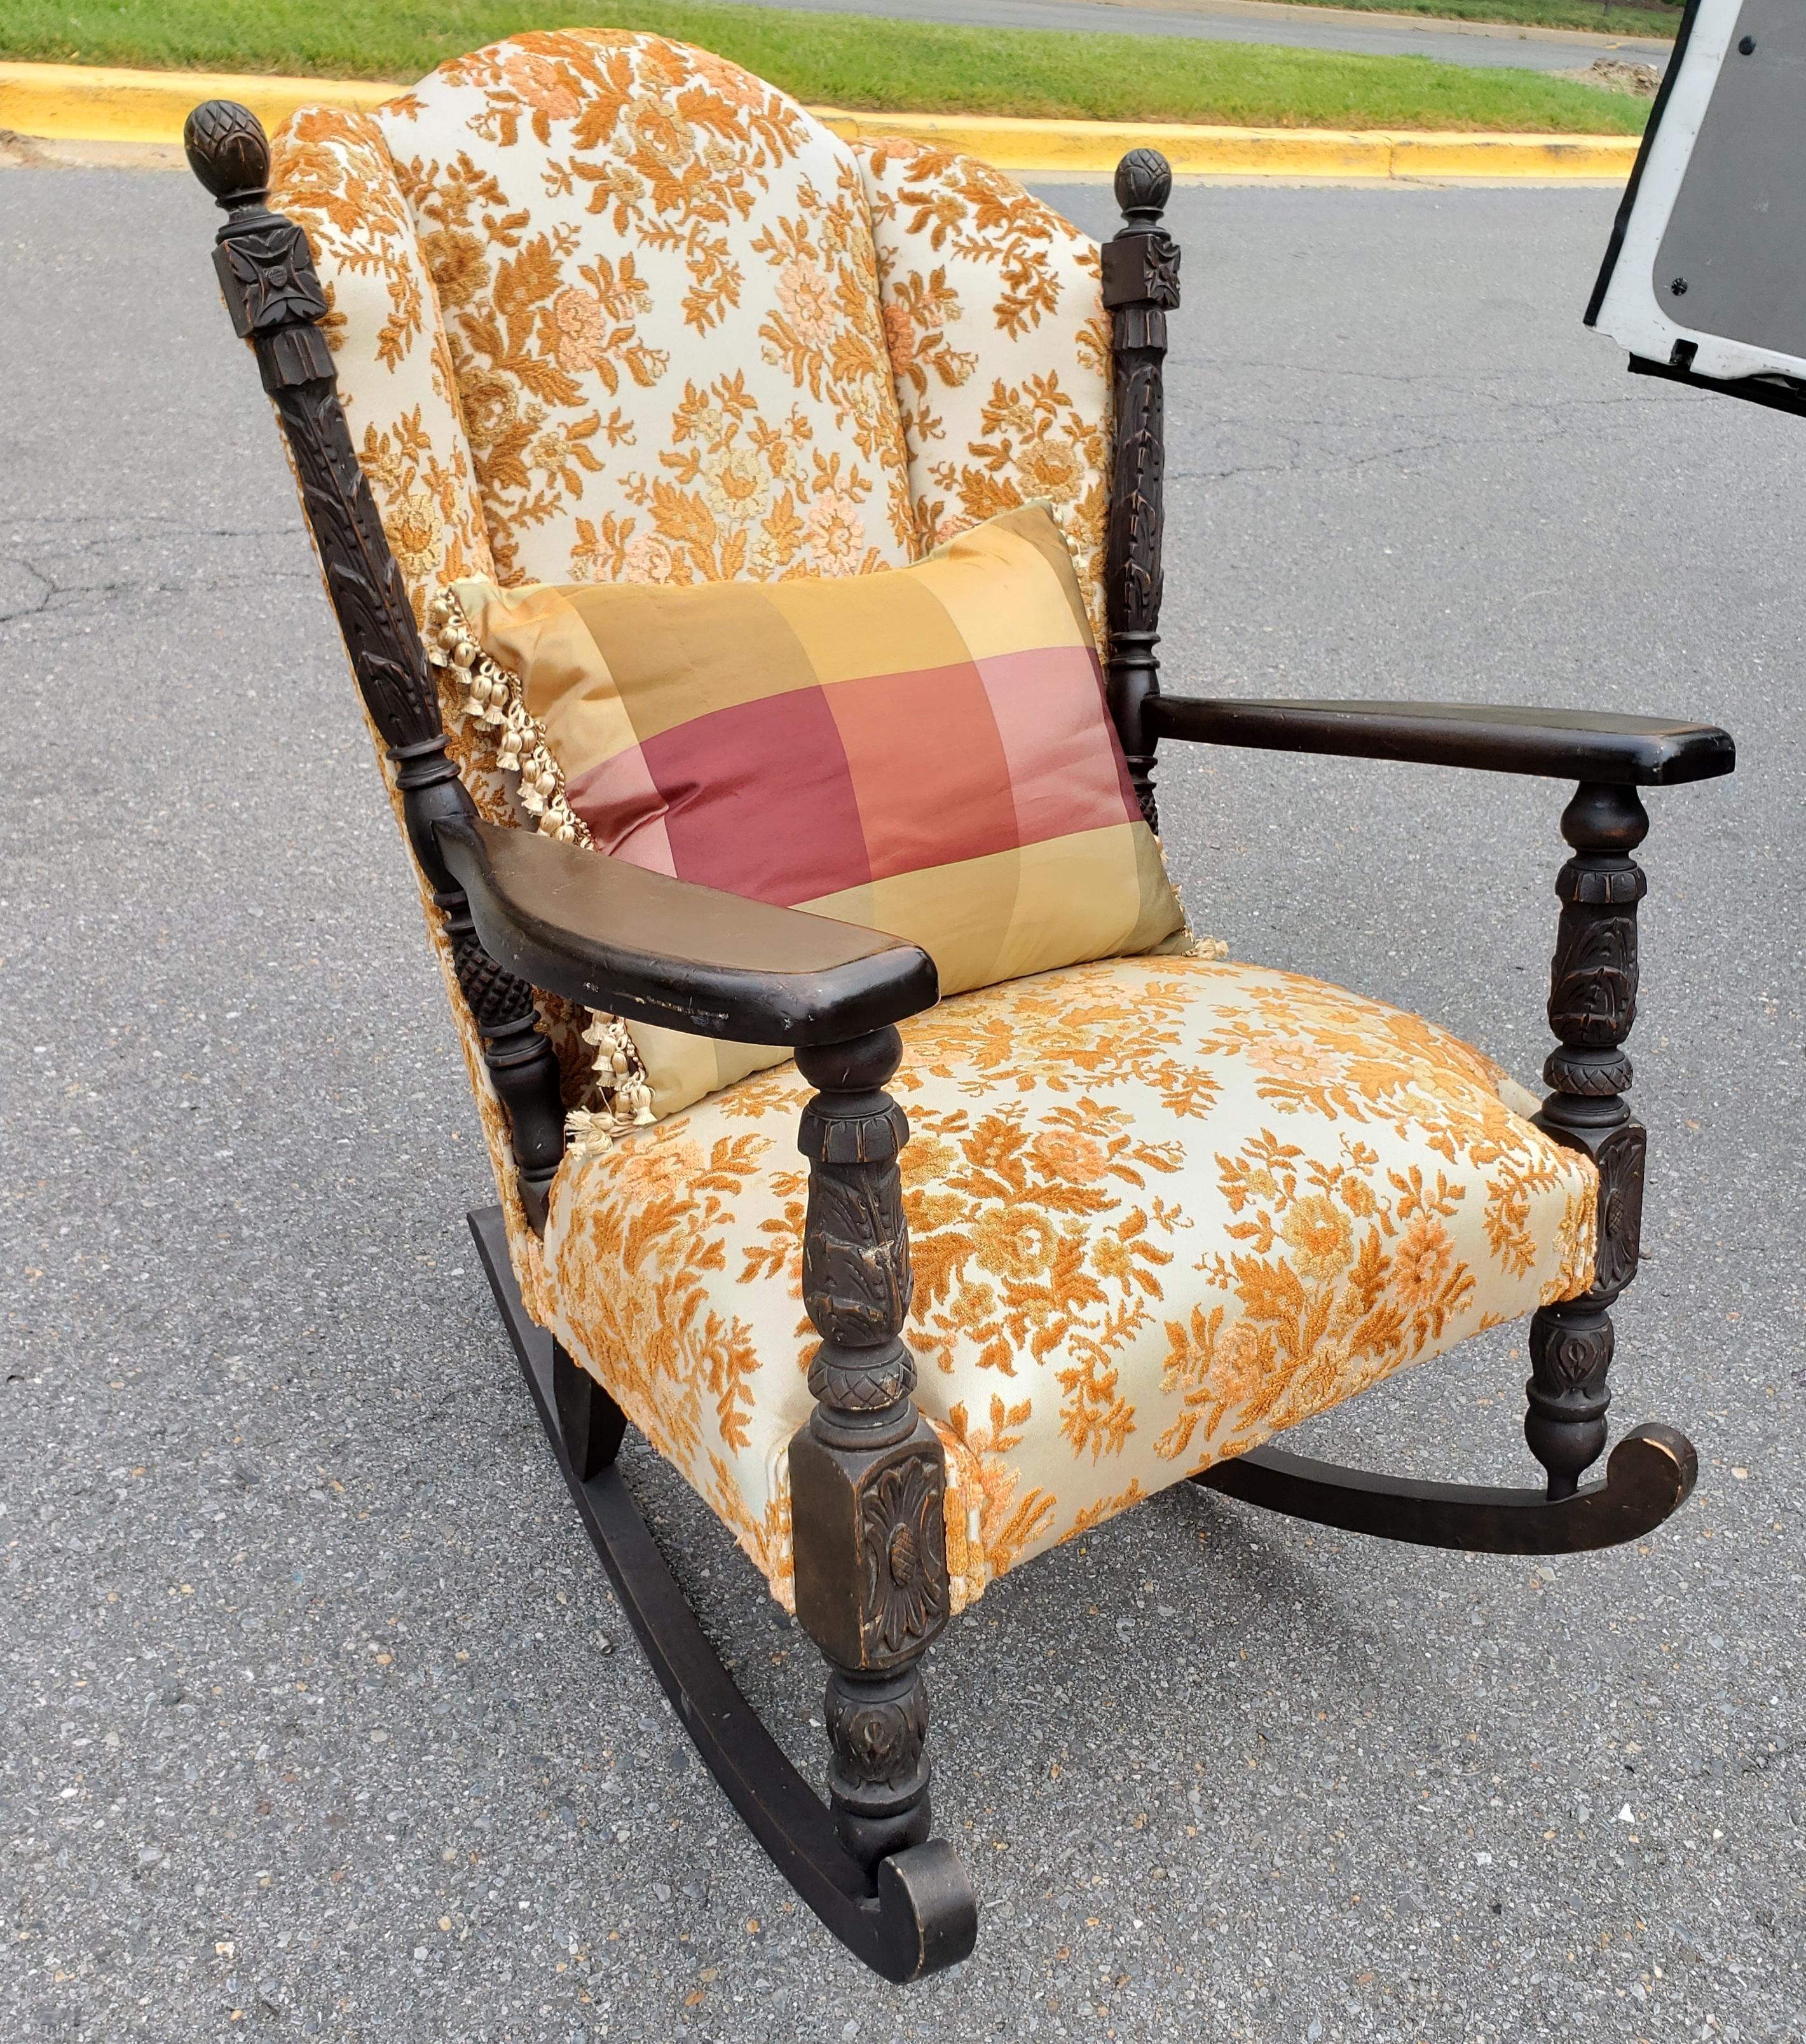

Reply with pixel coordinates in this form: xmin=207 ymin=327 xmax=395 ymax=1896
xmin=434 ymin=818 xmax=938 ymax=1046
xmin=1149 ymin=697 xmax=1734 ymax=786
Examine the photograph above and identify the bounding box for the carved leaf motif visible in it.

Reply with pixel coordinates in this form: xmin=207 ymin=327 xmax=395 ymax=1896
xmin=276 ymin=383 xmax=440 ymax=750
xmin=1106 ymin=360 xmax=1165 ymax=637
xmin=1547 ymin=907 xmax=1639 ymax=1048
xmin=802 ymin=1162 xmax=912 ymax=1347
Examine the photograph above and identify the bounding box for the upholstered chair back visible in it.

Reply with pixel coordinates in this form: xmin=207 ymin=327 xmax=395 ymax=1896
xmin=270 ymin=31 xmax=1111 ymax=622
xmin=372 ymin=37 xmax=922 ymax=588
xmin=263 ymin=32 xmax=1114 ymax=1299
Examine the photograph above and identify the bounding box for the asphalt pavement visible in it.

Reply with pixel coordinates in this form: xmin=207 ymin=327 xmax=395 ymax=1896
xmin=3 ymin=164 xmax=1801 ymax=2043
xmin=716 ymin=0 xmax=1674 ymax=75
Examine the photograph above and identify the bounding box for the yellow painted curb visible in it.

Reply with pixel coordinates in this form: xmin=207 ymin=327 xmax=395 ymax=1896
xmin=816 ymin=107 xmax=1396 ymax=178
xmin=0 ymin=59 xmax=1638 ymax=181
xmin=1383 ymin=128 xmax=1636 ymax=179
xmin=0 ymin=62 xmax=391 ymax=148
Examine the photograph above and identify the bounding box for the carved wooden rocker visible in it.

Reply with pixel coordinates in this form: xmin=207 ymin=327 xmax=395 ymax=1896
xmin=184 ymin=34 xmax=1734 ymax=1980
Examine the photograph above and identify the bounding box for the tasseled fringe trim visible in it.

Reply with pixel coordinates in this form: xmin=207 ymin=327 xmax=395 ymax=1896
xmin=425 ymin=587 xmax=656 ymax=1150
xmin=578 ymin=1011 xmax=655 ymax=1138
xmin=424 ymin=587 xmax=588 ymax=843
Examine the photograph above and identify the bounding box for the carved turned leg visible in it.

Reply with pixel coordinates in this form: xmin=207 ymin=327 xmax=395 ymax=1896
xmin=786 ymin=1029 xmax=950 ymax=1881
xmin=1102 ymin=149 xmax=1182 ymax=831
xmin=1525 ymin=782 xmax=1649 ymax=1499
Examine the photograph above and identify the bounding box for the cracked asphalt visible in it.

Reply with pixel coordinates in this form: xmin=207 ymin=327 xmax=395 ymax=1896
xmin=3 ymin=166 xmax=1803 ymax=2043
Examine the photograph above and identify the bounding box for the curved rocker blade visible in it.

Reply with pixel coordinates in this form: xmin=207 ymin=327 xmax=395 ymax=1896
xmin=1192 ymin=1423 xmax=1699 ymax=1555
xmin=468 ymin=1206 xmax=978 ymax=1981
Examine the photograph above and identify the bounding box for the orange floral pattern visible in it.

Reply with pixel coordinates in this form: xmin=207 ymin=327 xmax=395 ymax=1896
xmin=367 ymin=32 xmax=919 ymax=589
xmin=268 ymin=107 xmax=574 ymax=1318
xmin=856 ymin=137 xmax=1112 ymax=637
xmin=266 ymin=42 xmax=1594 ymax=1616
xmin=264 ymin=41 xmax=1127 ymax=1311
xmin=542 ymin=955 xmax=1596 ymax=1611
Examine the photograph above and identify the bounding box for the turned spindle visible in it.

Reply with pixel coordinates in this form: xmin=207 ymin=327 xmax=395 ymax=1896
xmin=1101 ymin=148 xmax=1182 ymax=831
xmin=1524 ymin=781 xmax=1649 ymax=1498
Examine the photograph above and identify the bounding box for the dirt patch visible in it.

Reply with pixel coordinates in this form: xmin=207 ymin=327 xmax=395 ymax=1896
xmin=1556 ymin=58 xmax=1662 ymax=97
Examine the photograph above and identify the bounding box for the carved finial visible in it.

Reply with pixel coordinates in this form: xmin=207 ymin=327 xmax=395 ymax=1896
xmin=1114 ymin=147 xmax=1172 ymax=228
xmin=184 ymin=100 xmax=271 ymax=211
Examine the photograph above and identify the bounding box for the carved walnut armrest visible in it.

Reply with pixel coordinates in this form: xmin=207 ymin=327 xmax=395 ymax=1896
xmin=1149 ymin=697 xmax=1734 ymax=786
xmin=435 ymin=817 xmax=938 ymax=1046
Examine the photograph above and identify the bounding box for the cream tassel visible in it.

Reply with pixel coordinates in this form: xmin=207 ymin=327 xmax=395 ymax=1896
xmin=425 ymin=585 xmax=659 ymax=1137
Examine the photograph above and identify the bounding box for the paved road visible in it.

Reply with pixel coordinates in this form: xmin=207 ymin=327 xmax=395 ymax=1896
xmin=4 ymin=165 xmax=1800 ymax=2043
xmin=719 ymin=0 xmax=1674 ymax=75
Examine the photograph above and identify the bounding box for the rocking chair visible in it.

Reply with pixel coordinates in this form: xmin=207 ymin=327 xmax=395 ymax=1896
xmin=182 ymin=34 xmax=1734 ymax=1980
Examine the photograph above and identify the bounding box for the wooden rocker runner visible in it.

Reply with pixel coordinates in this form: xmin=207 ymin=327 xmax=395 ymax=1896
xmin=184 ymin=37 xmax=1732 ymax=1980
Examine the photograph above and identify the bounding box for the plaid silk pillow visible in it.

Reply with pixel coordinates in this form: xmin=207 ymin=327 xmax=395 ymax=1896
xmin=435 ymin=504 xmax=1188 ymax=1123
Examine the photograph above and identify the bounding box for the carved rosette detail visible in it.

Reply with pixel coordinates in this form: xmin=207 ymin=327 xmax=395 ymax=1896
xmin=1588 ymin=1122 xmax=1647 ymax=1302
xmin=859 ymin=1451 xmax=950 ymax=1658
xmin=215 ymin=220 xmax=330 ymax=336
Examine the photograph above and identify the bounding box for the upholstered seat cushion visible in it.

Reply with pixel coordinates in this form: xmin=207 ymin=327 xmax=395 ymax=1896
xmin=540 ymin=953 xmax=1596 ymax=1612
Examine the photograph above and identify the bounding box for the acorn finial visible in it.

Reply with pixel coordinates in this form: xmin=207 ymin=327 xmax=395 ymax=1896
xmin=1113 ymin=147 xmax=1172 ymax=228
xmin=184 ymin=100 xmax=271 ymax=210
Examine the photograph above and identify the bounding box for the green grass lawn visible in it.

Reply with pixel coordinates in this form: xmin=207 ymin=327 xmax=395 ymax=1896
xmin=1220 ymin=0 xmax=1679 ymax=36
xmin=4 ymin=0 xmax=1650 ymax=132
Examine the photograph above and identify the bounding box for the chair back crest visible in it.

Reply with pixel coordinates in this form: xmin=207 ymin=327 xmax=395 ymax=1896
xmin=270 ymin=32 xmax=1116 ymax=635
xmin=364 ymin=32 xmax=919 ymax=589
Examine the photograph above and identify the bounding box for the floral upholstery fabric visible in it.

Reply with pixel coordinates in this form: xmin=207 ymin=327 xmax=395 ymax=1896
xmin=268 ymin=106 xmax=568 ymax=1324
xmin=264 ymin=37 xmax=1119 ymax=1304
xmin=264 ymin=37 xmax=1596 ymax=1613
xmin=442 ymin=504 xmax=1185 ymax=1121
xmin=542 ymin=955 xmax=1596 ymax=1611
xmin=369 ymin=33 xmax=919 ymax=590
xmin=856 ymin=137 xmax=1113 ymax=641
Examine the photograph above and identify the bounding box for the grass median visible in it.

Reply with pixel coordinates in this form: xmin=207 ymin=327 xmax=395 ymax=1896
xmin=5 ymin=0 xmax=1649 ymax=133
xmin=1213 ymin=0 xmax=1678 ymax=34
